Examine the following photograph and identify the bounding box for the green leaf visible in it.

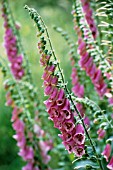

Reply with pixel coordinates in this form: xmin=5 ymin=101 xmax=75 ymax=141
xmin=106 ymin=136 xmax=113 ymax=142
xmin=73 ymin=160 xmax=99 ymax=169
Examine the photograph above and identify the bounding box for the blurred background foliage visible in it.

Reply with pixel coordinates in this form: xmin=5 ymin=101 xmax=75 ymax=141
xmin=0 ymin=0 xmax=75 ymax=169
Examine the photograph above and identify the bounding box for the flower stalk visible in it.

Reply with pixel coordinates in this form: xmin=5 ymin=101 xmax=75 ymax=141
xmin=25 ymin=5 xmax=104 ymax=169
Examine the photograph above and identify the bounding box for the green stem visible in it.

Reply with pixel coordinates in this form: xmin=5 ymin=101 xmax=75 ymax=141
xmin=88 ymin=98 xmax=113 ymax=128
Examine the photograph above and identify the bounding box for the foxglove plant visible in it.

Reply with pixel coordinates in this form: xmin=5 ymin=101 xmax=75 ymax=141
xmin=72 ymin=0 xmax=113 ymax=105
xmin=3 ymin=60 xmax=53 ymax=170
xmin=2 ymin=0 xmax=25 ymax=80
xmin=25 ymin=5 xmax=86 ymax=158
xmin=5 ymin=85 xmax=53 ymax=170
xmin=72 ymin=0 xmax=113 ymax=169
xmin=72 ymin=9 xmax=107 ymax=98
xmin=25 ymin=5 xmax=106 ymax=170
xmin=2 ymin=57 xmax=53 ymax=170
xmin=1 ymin=1 xmax=53 ymax=169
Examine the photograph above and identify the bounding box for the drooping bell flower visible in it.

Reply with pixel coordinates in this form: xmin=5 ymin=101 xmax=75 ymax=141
xmin=102 ymin=144 xmax=111 ymax=162
xmin=22 ymin=162 xmax=33 ymax=170
xmin=108 ymin=97 xmax=113 ymax=106
xmin=73 ymin=144 xmax=85 ymax=157
xmin=41 ymin=53 xmax=85 ymax=158
xmin=49 ymin=87 xmax=59 ymax=102
xmin=63 ymin=141 xmax=73 ymax=154
xmin=39 ymin=140 xmax=53 ymax=164
xmin=63 ymin=118 xmax=75 ymax=132
xmin=19 ymin=146 xmax=34 ymax=161
xmin=84 ymin=117 xmax=90 ymax=126
xmin=73 ymin=124 xmax=85 ymax=145
xmin=59 ymin=130 xmax=73 ymax=143
xmin=97 ymin=128 xmax=106 ymax=140
xmin=11 ymin=106 xmax=22 ymax=122
xmin=72 ymin=10 xmax=107 ymax=99
xmin=107 ymin=156 xmax=113 ymax=170
xmin=60 ymin=99 xmax=72 ymax=120
xmin=56 ymin=89 xmax=65 ymax=106
xmin=5 ymin=91 xmax=14 ymax=106
xmin=12 ymin=119 xmax=25 ymax=132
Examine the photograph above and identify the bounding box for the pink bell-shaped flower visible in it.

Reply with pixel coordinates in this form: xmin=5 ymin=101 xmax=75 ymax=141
xmin=102 ymin=144 xmax=111 ymax=162
xmin=73 ymin=124 xmax=85 ymax=145
xmin=107 ymin=156 xmax=113 ymax=170
xmin=73 ymin=144 xmax=85 ymax=157
xmin=56 ymin=89 xmax=65 ymax=106
xmin=22 ymin=162 xmax=33 ymax=170
xmin=62 ymin=118 xmax=75 ymax=132
xmin=60 ymin=99 xmax=72 ymax=120
xmin=97 ymin=128 xmax=106 ymax=140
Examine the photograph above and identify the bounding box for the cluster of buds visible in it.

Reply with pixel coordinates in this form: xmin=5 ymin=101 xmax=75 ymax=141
xmin=2 ymin=1 xmax=24 ymax=80
xmin=97 ymin=128 xmax=106 ymax=140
